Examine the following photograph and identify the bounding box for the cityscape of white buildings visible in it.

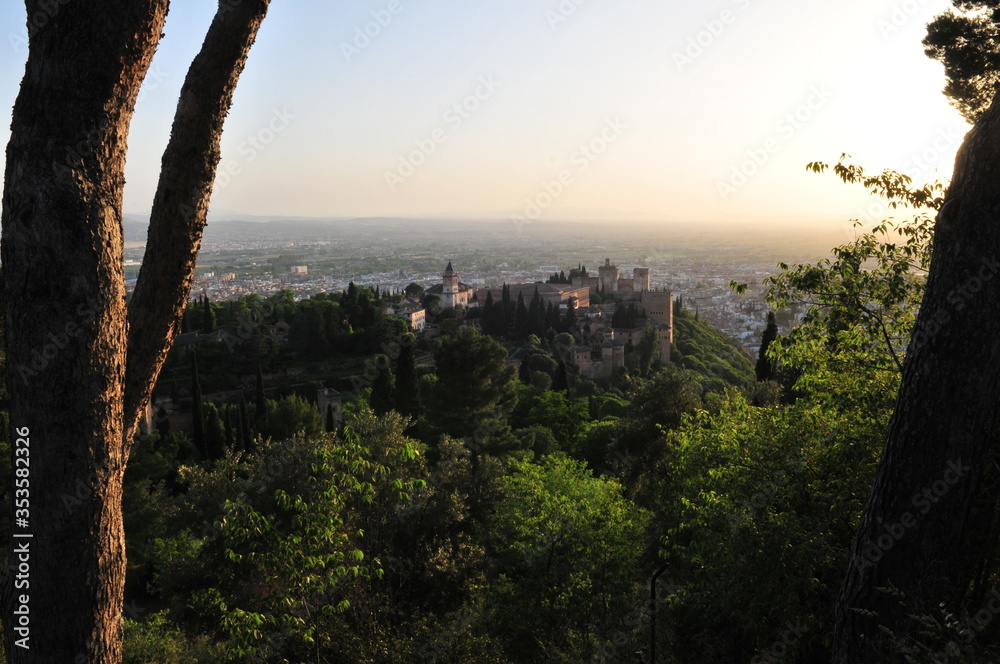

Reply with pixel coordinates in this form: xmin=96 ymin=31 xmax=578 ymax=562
xmin=124 ymin=256 xmax=802 ymax=355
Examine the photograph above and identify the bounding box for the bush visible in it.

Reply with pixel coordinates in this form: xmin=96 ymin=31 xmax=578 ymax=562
xmin=123 ymin=612 xmax=221 ymax=664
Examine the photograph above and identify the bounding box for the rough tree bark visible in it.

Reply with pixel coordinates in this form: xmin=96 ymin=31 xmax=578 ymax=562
xmin=833 ymin=94 xmax=1000 ymax=661
xmin=0 ymin=1 xmax=270 ymax=661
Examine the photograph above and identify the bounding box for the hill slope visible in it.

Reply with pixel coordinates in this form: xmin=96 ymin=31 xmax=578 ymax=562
xmin=671 ymin=307 xmax=755 ymax=392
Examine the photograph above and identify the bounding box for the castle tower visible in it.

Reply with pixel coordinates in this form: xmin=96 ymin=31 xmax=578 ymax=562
xmin=612 ymin=343 xmax=625 ymax=371
xmin=633 ymin=267 xmax=651 ymax=293
xmin=599 ymin=258 xmax=620 ymax=293
xmin=640 ymin=289 xmax=674 ymax=365
xmin=442 ymin=261 xmax=458 ymax=308
xmin=658 ymin=324 xmax=672 ymax=365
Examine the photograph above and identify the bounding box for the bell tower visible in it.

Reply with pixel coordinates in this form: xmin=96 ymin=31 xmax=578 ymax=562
xmin=442 ymin=262 xmax=458 ymax=307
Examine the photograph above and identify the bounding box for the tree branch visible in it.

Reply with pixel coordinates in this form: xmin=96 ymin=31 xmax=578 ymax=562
xmin=123 ymin=0 xmax=272 ymax=444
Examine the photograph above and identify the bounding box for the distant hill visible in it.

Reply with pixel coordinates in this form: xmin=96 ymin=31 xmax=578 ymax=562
xmin=671 ymin=307 xmax=755 ymax=393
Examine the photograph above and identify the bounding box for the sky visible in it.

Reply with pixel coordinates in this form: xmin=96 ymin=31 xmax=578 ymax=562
xmin=0 ymin=0 xmax=972 ymax=231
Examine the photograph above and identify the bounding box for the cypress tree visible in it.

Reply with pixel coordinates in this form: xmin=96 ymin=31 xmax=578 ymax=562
xmin=528 ymin=290 xmax=541 ymax=337
xmin=533 ymin=287 xmax=546 ymax=335
xmin=515 ymin=291 xmax=530 ymax=341
xmin=756 ymin=311 xmax=779 ymax=382
xmin=394 ymin=338 xmax=421 ymax=419
xmin=359 ymin=291 xmax=376 ymax=329
xmin=565 ymin=302 xmax=577 ymax=331
xmin=224 ymin=404 xmax=237 ymax=453
xmin=483 ymin=290 xmax=495 ymax=336
xmin=325 ymin=403 xmax=337 ymax=433
xmin=203 ymin=403 xmax=227 ymax=461
xmin=553 ymin=360 xmax=569 ymax=392
xmin=255 ymin=365 xmax=267 ymax=426
xmin=155 ymin=405 xmax=170 ymax=437
xmin=502 ymin=283 xmax=514 ymax=331
xmin=191 ymin=351 xmax=206 ymax=458
xmin=369 ymin=358 xmax=395 ymax=415
xmin=612 ymin=304 xmax=626 ymax=328
xmin=518 ymin=355 xmax=531 ymax=383
xmin=232 ymin=403 xmax=245 ymax=454
xmin=239 ymin=397 xmax=254 ymax=454
xmin=202 ymin=294 xmax=215 ymax=333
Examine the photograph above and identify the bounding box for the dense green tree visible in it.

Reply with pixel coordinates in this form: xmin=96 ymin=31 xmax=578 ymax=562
xmin=766 ymin=157 xmax=941 ymax=375
xmin=613 ymin=366 xmax=703 ymax=496
xmin=422 ymin=292 xmax=442 ymax=315
xmin=518 ymin=356 xmax=531 ymax=384
xmin=514 ymin=390 xmax=589 ymax=450
xmin=404 ymin=282 xmax=425 ymax=299
xmin=358 ymin=289 xmax=377 ymax=329
xmin=262 ymin=395 xmax=324 ymax=441
xmin=288 ymin=300 xmax=331 ymax=358
xmin=432 ymin=327 xmax=518 ymax=437
xmin=267 ymin=288 xmax=297 ymax=322
xmin=670 ymin=308 xmax=755 ymax=393
xmin=156 ymin=428 xmax=418 ymax=662
xmin=923 ymin=1 xmax=1000 ymax=123
xmin=202 ymin=403 xmax=226 ymax=461
xmin=660 ymin=371 xmax=894 ymax=664
xmin=487 ymin=454 xmax=650 ymax=663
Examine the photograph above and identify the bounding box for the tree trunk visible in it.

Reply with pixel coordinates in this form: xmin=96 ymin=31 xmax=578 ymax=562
xmin=833 ymin=94 xmax=1000 ymax=662
xmin=0 ymin=1 xmax=270 ymax=661
xmin=0 ymin=3 xmax=167 ymax=660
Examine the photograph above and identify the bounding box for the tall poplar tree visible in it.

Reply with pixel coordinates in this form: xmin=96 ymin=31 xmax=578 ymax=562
xmin=191 ymin=351 xmax=206 ymax=458
xmin=756 ymin=312 xmax=778 ymax=382
xmin=394 ymin=336 xmax=422 ymax=420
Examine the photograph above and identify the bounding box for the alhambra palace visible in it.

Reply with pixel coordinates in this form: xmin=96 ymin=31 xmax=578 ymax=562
xmin=388 ymin=259 xmax=674 ymax=380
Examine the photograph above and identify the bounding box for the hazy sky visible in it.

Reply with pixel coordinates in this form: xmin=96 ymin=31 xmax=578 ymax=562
xmin=0 ymin=1 xmax=970 ymax=230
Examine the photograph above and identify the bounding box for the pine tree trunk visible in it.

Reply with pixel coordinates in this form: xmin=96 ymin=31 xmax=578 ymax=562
xmin=833 ymin=94 xmax=1000 ymax=662
xmin=0 ymin=3 xmax=167 ymax=660
xmin=1 ymin=1 xmax=271 ymax=661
